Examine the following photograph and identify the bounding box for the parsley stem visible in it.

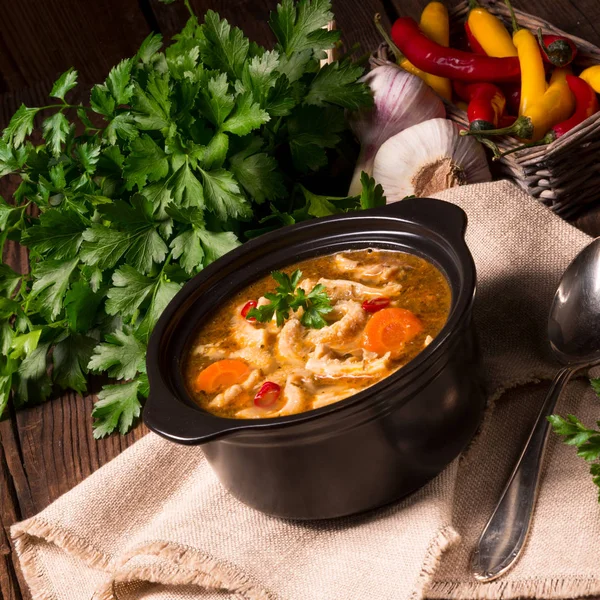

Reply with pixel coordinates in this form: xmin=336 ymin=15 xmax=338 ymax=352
xmin=183 ymin=0 xmax=196 ymax=18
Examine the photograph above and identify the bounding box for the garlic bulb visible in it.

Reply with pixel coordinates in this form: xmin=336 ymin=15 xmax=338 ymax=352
xmin=348 ymin=65 xmax=446 ymax=195
xmin=372 ymin=118 xmax=491 ymax=201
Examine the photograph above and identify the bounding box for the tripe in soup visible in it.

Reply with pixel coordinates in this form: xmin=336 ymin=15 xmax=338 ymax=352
xmin=183 ymin=249 xmax=451 ymax=419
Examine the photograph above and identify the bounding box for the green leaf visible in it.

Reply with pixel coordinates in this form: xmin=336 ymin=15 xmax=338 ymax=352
xmin=287 ymin=105 xmax=345 ymax=172
xmin=137 ymin=33 xmax=164 ymax=64
xmin=0 ymin=264 xmax=22 ymax=297
xmin=106 ymin=59 xmax=134 ymax=105
xmin=132 ymin=82 xmax=171 ymax=131
xmin=222 ymin=92 xmax=270 ymax=136
xmin=269 ymin=0 xmax=338 ymax=56
xmin=29 ymin=258 xmax=79 ymax=320
xmin=197 ymin=228 xmax=240 ymax=264
xmin=64 ymin=281 xmax=102 ymax=333
xmin=53 ymin=333 xmax=96 ymax=394
xmin=105 ymin=266 xmax=156 ymax=320
xmin=171 ymin=228 xmax=204 ymax=274
xmin=230 ymin=146 xmax=285 ymax=204
xmin=15 ymin=341 xmax=52 ymax=406
xmin=41 ymin=112 xmax=70 ymax=157
xmin=50 ymin=68 xmax=78 ymax=101
xmin=199 ymin=168 xmax=251 ymax=220
xmin=88 ymin=329 xmax=146 ymax=380
xmin=9 ymin=329 xmax=42 ymax=361
xmin=105 ymin=113 xmax=139 ymax=145
xmin=305 ymin=60 xmax=372 ymax=110
xmin=0 ymin=140 xmax=22 ymax=177
xmin=123 ymin=134 xmax=169 ymax=190
xmin=75 ymin=142 xmax=101 ymax=174
xmin=197 ymin=73 xmax=235 ymax=127
xmin=90 ymin=84 xmax=116 ymax=117
xmin=3 ymin=104 xmax=40 ymax=148
xmin=92 ymin=380 xmax=142 ymax=438
xmin=199 ymin=10 xmax=249 ymax=79
xmin=170 ymin=161 xmax=204 ymax=208
xmin=241 ymin=50 xmax=280 ymax=106
xmin=591 ymin=378 xmax=600 ymax=398
xmin=202 ymin=132 xmax=229 ymax=170
xmin=136 ymin=276 xmax=182 ymax=341
xmin=21 ymin=210 xmax=85 ymax=260
xmin=80 ymin=225 xmax=130 ymax=270
xmin=360 ymin=172 xmax=386 ymax=209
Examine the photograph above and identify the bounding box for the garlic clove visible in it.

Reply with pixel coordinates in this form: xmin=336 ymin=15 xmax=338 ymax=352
xmin=372 ymin=118 xmax=491 ymax=201
xmin=348 ymin=65 xmax=446 ymax=195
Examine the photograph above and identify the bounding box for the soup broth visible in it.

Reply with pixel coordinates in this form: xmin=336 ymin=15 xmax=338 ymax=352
xmin=183 ymin=249 xmax=451 ymax=419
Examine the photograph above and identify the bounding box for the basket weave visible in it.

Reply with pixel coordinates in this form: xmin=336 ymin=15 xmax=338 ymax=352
xmin=370 ymin=0 xmax=600 ymax=218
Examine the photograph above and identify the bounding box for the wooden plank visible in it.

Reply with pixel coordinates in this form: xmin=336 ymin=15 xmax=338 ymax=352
xmin=0 ymin=423 xmax=24 ymax=600
xmin=0 ymin=0 xmax=151 ymax=92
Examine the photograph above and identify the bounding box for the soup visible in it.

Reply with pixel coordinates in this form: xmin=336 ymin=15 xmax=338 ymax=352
xmin=183 ymin=249 xmax=451 ymax=419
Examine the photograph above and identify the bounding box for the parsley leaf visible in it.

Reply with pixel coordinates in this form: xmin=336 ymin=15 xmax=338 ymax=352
xmin=247 ymin=269 xmax=332 ymax=328
xmin=29 ymin=258 xmax=79 ymax=320
xmin=269 ymin=0 xmax=338 ymax=56
xmin=123 ymin=134 xmax=169 ymax=190
xmin=53 ymin=333 xmax=97 ymax=394
xmin=88 ymin=329 xmax=146 ymax=380
xmin=106 ymin=59 xmax=134 ymax=105
xmin=42 ymin=112 xmax=71 ymax=157
xmin=50 ymin=68 xmax=78 ymax=101
xmin=200 ymin=168 xmax=251 ymax=220
xmin=549 ymin=389 xmax=600 ymax=502
xmin=3 ymin=104 xmax=40 ymax=148
xmin=199 ymin=10 xmax=249 ymax=79
xmin=92 ymin=380 xmax=142 ymax=438
xmin=21 ymin=210 xmax=86 ymax=260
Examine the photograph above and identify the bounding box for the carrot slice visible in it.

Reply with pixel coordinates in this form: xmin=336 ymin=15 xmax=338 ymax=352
xmin=362 ymin=307 xmax=423 ymax=356
xmin=195 ymin=359 xmax=251 ymax=394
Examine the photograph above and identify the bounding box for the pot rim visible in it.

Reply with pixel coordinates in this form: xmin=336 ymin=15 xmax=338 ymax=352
xmin=143 ymin=198 xmax=476 ymax=444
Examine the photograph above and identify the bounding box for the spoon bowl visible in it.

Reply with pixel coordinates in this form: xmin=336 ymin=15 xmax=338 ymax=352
xmin=549 ymin=237 xmax=600 ymax=365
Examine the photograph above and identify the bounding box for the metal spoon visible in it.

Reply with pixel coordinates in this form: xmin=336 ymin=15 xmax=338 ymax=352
xmin=472 ymin=237 xmax=600 ymax=582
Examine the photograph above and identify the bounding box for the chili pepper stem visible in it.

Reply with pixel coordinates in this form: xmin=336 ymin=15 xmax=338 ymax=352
xmin=474 ymin=135 xmax=503 ymax=159
xmin=468 ymin=0 xmax=479 ymax=9
xmin=503 ymin=0 xmax=520 ymax=33
xmin=496 ymin=134 xmax=553 ymax=159
xmin=460 ymin=115 xmax=534 ymax=139
xmin=536 ymin=28 xmax=573 ymax=67
xmin=374 ymin=13 xmax=405 ymax=63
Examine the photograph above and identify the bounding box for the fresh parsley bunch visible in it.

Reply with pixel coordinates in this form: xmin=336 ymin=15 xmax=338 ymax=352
xmin=0 ymin=0 xmax=377 ymax=437
xmin=549 ymin=378 xmax=600 ymax=501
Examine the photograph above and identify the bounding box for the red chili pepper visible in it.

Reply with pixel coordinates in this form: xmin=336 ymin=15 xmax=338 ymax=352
xmin=453 ymin=82 xmax=506 ymax=131
xmin=254 ymin=382 xmax=281 ymax=408
xmin=464 ymin=21 xmax=486 ymax=55
xmin=391 ymin=17 xmax=521 ymax=82
xmin=361 ymin=297 xmax=391 ymax=313
xmin=241 ymin=300 xmax=257 ymax=321
xmin=502 ymin=83 xmax=521 ymax=115
xmin=537 ymin=29 xmax=577 ymax=67
xmin=546 ymin=75 xmax=598 ymax=140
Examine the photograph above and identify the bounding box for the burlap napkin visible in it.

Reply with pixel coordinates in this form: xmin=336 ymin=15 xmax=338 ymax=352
xmin=11 ymin=180 xmax=600 ymax=600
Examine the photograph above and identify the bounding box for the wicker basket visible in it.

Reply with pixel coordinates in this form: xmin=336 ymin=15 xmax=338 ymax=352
xmin=371 ymin=0 xmax=600 ymax=218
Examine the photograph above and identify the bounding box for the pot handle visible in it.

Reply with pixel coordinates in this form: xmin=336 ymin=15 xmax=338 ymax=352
xmin=380 ymin=198 xmax=468 ymax=242
xmin=143 ymin=391 xmax=249 ymax=445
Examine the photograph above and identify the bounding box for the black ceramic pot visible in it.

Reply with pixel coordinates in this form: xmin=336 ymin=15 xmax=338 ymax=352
xmin=143 ymin=198 xmax=485 ymax=520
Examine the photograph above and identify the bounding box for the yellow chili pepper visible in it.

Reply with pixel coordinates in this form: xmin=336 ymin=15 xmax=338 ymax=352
xmin=513 ymin=30 xmax=546 ymax=115
xmin=467 ymin=0 xmax=517 ymax=57
xmin=580 ymin=65 xmax=600 ymax=94
xmin=374 ymin=12 xmax=452 ymax=102
xmin=417 ymin=2 xmax=452 ymax=101
xmin=420 ymin=1 xmax=450 ymax=47
xmin=523 ymin=67 xmax=575 ymax=141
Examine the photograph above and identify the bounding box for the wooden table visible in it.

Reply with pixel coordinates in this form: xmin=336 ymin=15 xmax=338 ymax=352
xmin=1 ymin=0 xmax=600 ymax=597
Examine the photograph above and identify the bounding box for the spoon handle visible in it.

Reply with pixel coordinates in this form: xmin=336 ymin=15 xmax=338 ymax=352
xmin=471 ymin=366 xmax=574 ymax=582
